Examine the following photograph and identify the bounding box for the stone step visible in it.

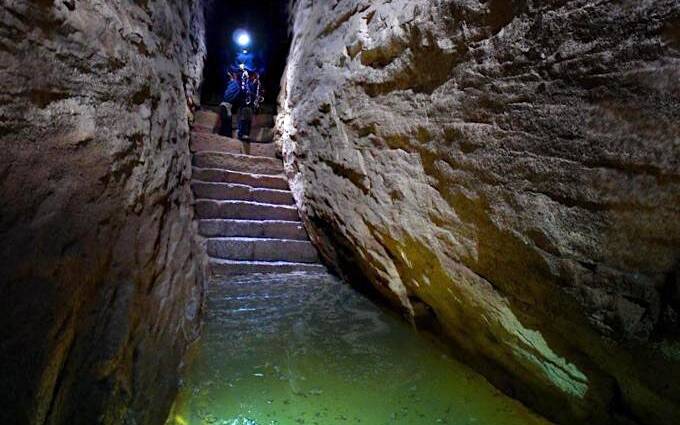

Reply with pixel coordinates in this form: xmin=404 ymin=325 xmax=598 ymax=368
xmin=192 ymin=123 xmax=216 ymax=134
xmin=194 ymin=110 xmax=219 ymax=127
xmin=192 ymin=182 xmax=294 ymax=205
xmin=193 ymin=110 xmax=276 ymax=142
xmin=199 ymin=219 xmax=308 ymax=240
xmin=193 ymin=125 xmax=273 ymax=143
xmin=207 ymin=237 xmax=319 ymax=263
xmin=194 ymin=110 xmax=274 ymax=129
xmin=193 ymin=151 xmax=283 ymax=175
xmin=209 ymin=258 xmax=326 ymax=277
xmin=252 ymin=114 xmax=275 ymax=129
xmin=193 ymin=167 xmax=289 ymax=190
xmin=195 ymin=200 xmax=300 ymax=221
xmin=191 ymin=132 xmax=277 ymax=157
xmin=249 ymin=126 xmax=274 ymax=143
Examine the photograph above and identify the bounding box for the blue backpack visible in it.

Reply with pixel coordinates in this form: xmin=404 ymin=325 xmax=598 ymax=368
xmin=223 ymin=79 xmax=241 ymax=104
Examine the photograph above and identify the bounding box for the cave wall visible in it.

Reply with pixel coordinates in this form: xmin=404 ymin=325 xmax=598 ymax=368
xmin=0 ymin=1 xmax=207 ymax=424
xmin=277 ymin=1 xmax=680 ymax=424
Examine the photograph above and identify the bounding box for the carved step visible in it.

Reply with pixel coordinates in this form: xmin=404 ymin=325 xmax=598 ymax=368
xmin=250 ymin=126 xmax=274 ymax=143
xmin=194 ymin=110 xmax=219 ymax=125
xmin=194 ymin=110 xmax=274 ymax=129
xmin=207 ymin=237 xmax=319 ymax=263
xmin=193 ymin=167 xmax=289 ymax=190
xmin=209 ymin=258 xmax=326 ymax=277
xmin=193 ymin=151 xmax=283 ymax=175
xmin=192 ymin=108 xmax=322 ymax=276
xmin=192 ymin=182 xmax=293 ymax=205
xmin=191 ymin=132 xmax=277 ymax=157
xmin=251 ymin=114 xmax=275 ymax=129
xmin=192 ymin=123 xmax=216 ymax=134
xmin=199 ymin=219 xmax=308 ymax=240
xmin=195 ymin=200 xmax=300 ymax=221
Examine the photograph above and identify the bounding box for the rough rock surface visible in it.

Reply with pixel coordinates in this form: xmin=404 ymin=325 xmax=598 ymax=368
xmin=0 ymin=1 xmax=207 ymax=424
xmin=277 ymin=1 xmax=680 ymax=424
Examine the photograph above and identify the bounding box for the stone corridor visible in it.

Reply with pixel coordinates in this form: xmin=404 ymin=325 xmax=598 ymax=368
xmin=0 ymin=1 xmax=678 ymax=425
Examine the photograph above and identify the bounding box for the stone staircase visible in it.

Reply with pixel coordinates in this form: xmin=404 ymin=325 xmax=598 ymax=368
xmin=190 ymin=109 xmax=325 ymax=277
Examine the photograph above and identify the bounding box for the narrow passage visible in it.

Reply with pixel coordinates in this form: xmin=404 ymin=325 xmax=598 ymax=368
xmin=176 ymin=104 xmax=551 ymax=425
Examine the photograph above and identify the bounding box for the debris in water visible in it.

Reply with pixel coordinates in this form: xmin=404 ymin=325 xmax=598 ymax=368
xmin=223 ymin=416 xmax=259 ymax=425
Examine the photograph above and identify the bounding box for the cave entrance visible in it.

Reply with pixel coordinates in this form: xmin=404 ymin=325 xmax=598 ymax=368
xmin=201 ymin=0 xmax=292 ymax=115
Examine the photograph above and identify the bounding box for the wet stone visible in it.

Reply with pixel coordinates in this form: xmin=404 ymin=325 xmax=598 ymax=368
xmin=167 ymin=271 xmax=550 ymax=425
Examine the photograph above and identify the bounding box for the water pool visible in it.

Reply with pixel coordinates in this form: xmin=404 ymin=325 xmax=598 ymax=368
xmin=168 ymin=272 xmax=550 ymax=425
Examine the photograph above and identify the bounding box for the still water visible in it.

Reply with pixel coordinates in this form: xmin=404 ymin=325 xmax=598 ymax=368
xmin=168 ymin=272 xmax=550 ymax=425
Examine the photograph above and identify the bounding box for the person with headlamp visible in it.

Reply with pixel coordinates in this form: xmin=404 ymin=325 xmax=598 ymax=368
xmin=225 ymin=29 xmax=264 ymax=141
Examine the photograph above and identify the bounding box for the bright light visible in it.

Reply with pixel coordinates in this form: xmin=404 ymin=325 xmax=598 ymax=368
xmin=234 ymin=29 xmax=251 ymax=47
xmin=237 ymin=33 xmax=250 ymax=46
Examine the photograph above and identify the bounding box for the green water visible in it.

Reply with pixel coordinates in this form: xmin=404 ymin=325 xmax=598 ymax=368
xmin=168 ymin=272 xmax=550 ymax=425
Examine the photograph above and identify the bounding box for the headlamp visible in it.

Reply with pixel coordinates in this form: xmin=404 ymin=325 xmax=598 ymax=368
xmin=234 ymin=29 xmax=251 ymax=47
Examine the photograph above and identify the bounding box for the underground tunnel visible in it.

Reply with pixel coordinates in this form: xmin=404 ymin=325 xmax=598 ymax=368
xmin=0 ymin=1 xmax=679 ymax=425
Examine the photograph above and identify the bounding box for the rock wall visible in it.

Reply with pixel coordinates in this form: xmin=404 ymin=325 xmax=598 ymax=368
xmin=277 ymin=1 xmax=680 ymax=424
xmin=0 ymin=1 xmax=207 ymax=424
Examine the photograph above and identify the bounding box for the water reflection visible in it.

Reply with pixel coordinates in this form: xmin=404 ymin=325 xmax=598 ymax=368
xmin=168 ymin=272 xmax=550 ymax=425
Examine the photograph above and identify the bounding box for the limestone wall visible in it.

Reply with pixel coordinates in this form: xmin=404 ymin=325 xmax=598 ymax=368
xmin=277 ymin=1 xmax=680 ymax=424
xmin=0 ymin=1 xmax=207 ymax=424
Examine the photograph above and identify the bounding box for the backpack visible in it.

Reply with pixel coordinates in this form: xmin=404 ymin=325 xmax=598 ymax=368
xmin=223 ymin=79 xmax=241 ymax=104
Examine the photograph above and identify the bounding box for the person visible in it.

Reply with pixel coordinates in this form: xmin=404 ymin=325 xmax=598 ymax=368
xmin=219 ymin=72 xmax=240 ymax=137
xmin=234 ymin=48 xmax=257 ymax=72
xmin=234 ymin=68 xmax=264 ymax=141
xmin=228 ymin=39 xmax=265 ymax=141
